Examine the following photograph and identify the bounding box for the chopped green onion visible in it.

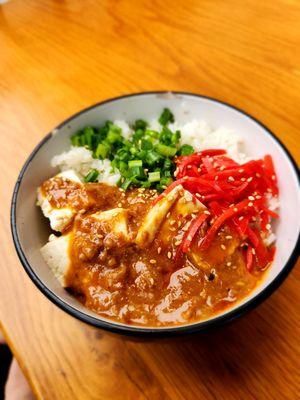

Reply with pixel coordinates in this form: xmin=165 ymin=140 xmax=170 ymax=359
xmin=148 ymin=171 xmax=160 ymax=182
xmin=179 ymin=144 xmax=194 ymax=156
xmin=129 ymin=166 xmax=145 ymax=178
xmin=83 ymin=127 xmax=94 ymax=149
xmin=133 ymin=120 xmax=147 ymax=130
xmin=121 ymin=178 xmax=132 ymax=190
xmin=141 ymin=139 xmax=153 ymax=150
xmin=84 ymin=169 xmax=99 ymax=183
xmin=159 ymin=108 xmax=174 ymax=125
xmin=128 ymin=160 xmax=143 ymax=168
xmin=156 ymin=143 xmax=177 ymax=157
xmin=96 ymin=143 xmax=110 ymax=159
xmin=132 ymin=129 xmax=144 ymax=142
xmin=145 ymin=150 xmax=161 ymax=165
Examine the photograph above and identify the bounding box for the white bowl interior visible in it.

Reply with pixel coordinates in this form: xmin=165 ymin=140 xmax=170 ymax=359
xmin=15 ymin=93 xmax=300 ymax=329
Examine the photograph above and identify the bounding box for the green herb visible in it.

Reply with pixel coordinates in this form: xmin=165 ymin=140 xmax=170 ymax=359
xmin=179 ymin=144 xmax=194 ymax=156
xmin=84 ymin=169 xmax=99 ymax=183
xmin=128 ymin=160 xmax=143 ymax=168
xmin=159 ymin=108 xmax=174 ymax=125
xmin=69 ymin=107 xmax=194 ymax=191
xmin=133 ymin=119 xmax=147 ymax=130
xmin=156 ymin=143 xmax=177 ymax=158
xmin=148 ymin=171 xmax=160 ymax=182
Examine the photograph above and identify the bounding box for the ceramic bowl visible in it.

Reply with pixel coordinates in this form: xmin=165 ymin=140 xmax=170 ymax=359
xmin=11 ymin=92 xmax=300 ymax=336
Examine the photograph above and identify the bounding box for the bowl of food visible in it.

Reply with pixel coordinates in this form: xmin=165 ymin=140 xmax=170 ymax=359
xmin=11 ymin=92 xmax=300 ymax=336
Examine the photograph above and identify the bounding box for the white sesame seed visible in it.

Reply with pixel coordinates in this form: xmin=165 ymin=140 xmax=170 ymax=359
xmin=167 ymin=251 xmax=172 ymax=259
xmin=238 ymin=169 xmax=244 ymax=173
xmin=196 ymin=193 xmax=201 ymax=198
xmin=248 ymin=196 xmax=255 ymax=201
xmin=233 ymin=207 xmax=238 ymax=212
xmin=247 ymin=177 xmax=253 ymax=183
xmin=157 ymin=247 xmax=162 ymax=254
xmin=225 ymin=235 xmax=233 ymax=240
xmin=256 ymin=173 xmax=261 ymax=178
xmin=220 ymin=166 xmax=226 ymax=171
xmin=241 ymin=177 xmax=246 ymax=182
xmin=227 ymin=261 xmax=232 ymax=266
xmin=248 ymin=202 xmax=254 ymax=207
xmin=228 ymin=176 xmax=235 ymax=182
xmin=238 ymin=216 xmax=244 ymax=221
xmin=255 ymin=195 xmax=261 ymax=199
xmin=150 ymin=259 xmax=156 ymax=264
xmin=204 ymin=210 xmax=210 ymax=215
xmin=221 ymin=244 xmax=226 ymax=250
xmin=175 ymin=240 xmax=181 ymax=246
xmin=252 ymin=248 xmax=256 ymax=255
xmin=166 ymin=212 xmax=171 ymax=218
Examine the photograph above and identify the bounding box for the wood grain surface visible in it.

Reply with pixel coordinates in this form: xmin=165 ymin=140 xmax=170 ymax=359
xmin=0 ymin=1 xmax=299 ymax=399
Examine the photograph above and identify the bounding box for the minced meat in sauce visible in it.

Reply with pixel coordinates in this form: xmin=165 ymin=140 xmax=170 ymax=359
xmin=42 ymin=178 xmax=267 ymax=326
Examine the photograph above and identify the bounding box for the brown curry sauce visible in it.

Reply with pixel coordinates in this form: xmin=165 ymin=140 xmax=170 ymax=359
xmin=41 ymin=178 xmax=266 ymax=326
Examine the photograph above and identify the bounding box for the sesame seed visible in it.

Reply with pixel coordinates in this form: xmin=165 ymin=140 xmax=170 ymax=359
xmin=238 ymin=169 xmax=244 ymax=173
xmin=256 ymin=173 xmax=261 ymax=178
xmin=220 ymin=166 xmax=226 ymax=171
xmin=175 ymin=240 xmax=181 ymax=246
xmin=204 ymin=210 xmax=210 ymax=215
xmin=248 ymin=202 xmax=254 ymax=207
xmin=215 ymin=176 xmax=219 ymax=181
xmin=170 ymin=220 xmax=176 ymax=226
xmin=196 ymin=193 xmax=201 ymax=198
xmin=157 ymin=247 xmax=162 ymax=254
xmin=228 ymin=176 xmax=235 ymax=182
xmin=227 ymin=262 xmax=232 ymax=266
xmin=225 ymin=235 xmax=232 ymax=240
xmin=247 ymin=177 xmax=253 ymax=183
xmin=166 ymin=212 xmax=171 ymax=218
xmin=252 ymin=248 xmax=256 ymax=255
xmin=238 ymin=216 xmax=244 ymax=221
xmin=241 ymin=177 xmax=246 ymax=182
xmin=150 ymin=259 xmax=156 ymax=264
xmin=233 ymin=207 xmax=238 ymax=212
xmin=248 ymin=196 xmax=255 ymax=201
xmin=167 ymin=251 xmax=172 ymax=259
xmin=221 ymin=244 xmax=226 ymax=250
xmin=266 ymin=223 xmax=271 ymax=230
xmin=251 ymin=216 xmax=256 ymax=222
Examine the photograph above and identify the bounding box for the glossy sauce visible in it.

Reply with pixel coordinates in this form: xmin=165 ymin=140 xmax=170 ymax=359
xmin=42 ymin=178 xmax=267 ymax=326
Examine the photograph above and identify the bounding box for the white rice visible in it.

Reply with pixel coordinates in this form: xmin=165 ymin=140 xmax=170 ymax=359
xmin=170 ymin=119 xmax=248 ymax=163
xmin=51 ymin=147 xmax=120 ymax=185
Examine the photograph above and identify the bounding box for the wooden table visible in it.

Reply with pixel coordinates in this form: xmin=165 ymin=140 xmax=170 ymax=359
xmin=0 ymin=1 xmax=299 ymax=399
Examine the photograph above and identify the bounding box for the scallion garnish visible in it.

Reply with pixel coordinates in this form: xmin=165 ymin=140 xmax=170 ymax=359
xmin=84 ymin=169 xmax=99 ymax=183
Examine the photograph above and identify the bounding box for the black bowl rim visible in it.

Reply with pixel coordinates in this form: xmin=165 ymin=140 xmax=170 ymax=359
xmin=10 ymin=91 xmax=300 ymax=337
